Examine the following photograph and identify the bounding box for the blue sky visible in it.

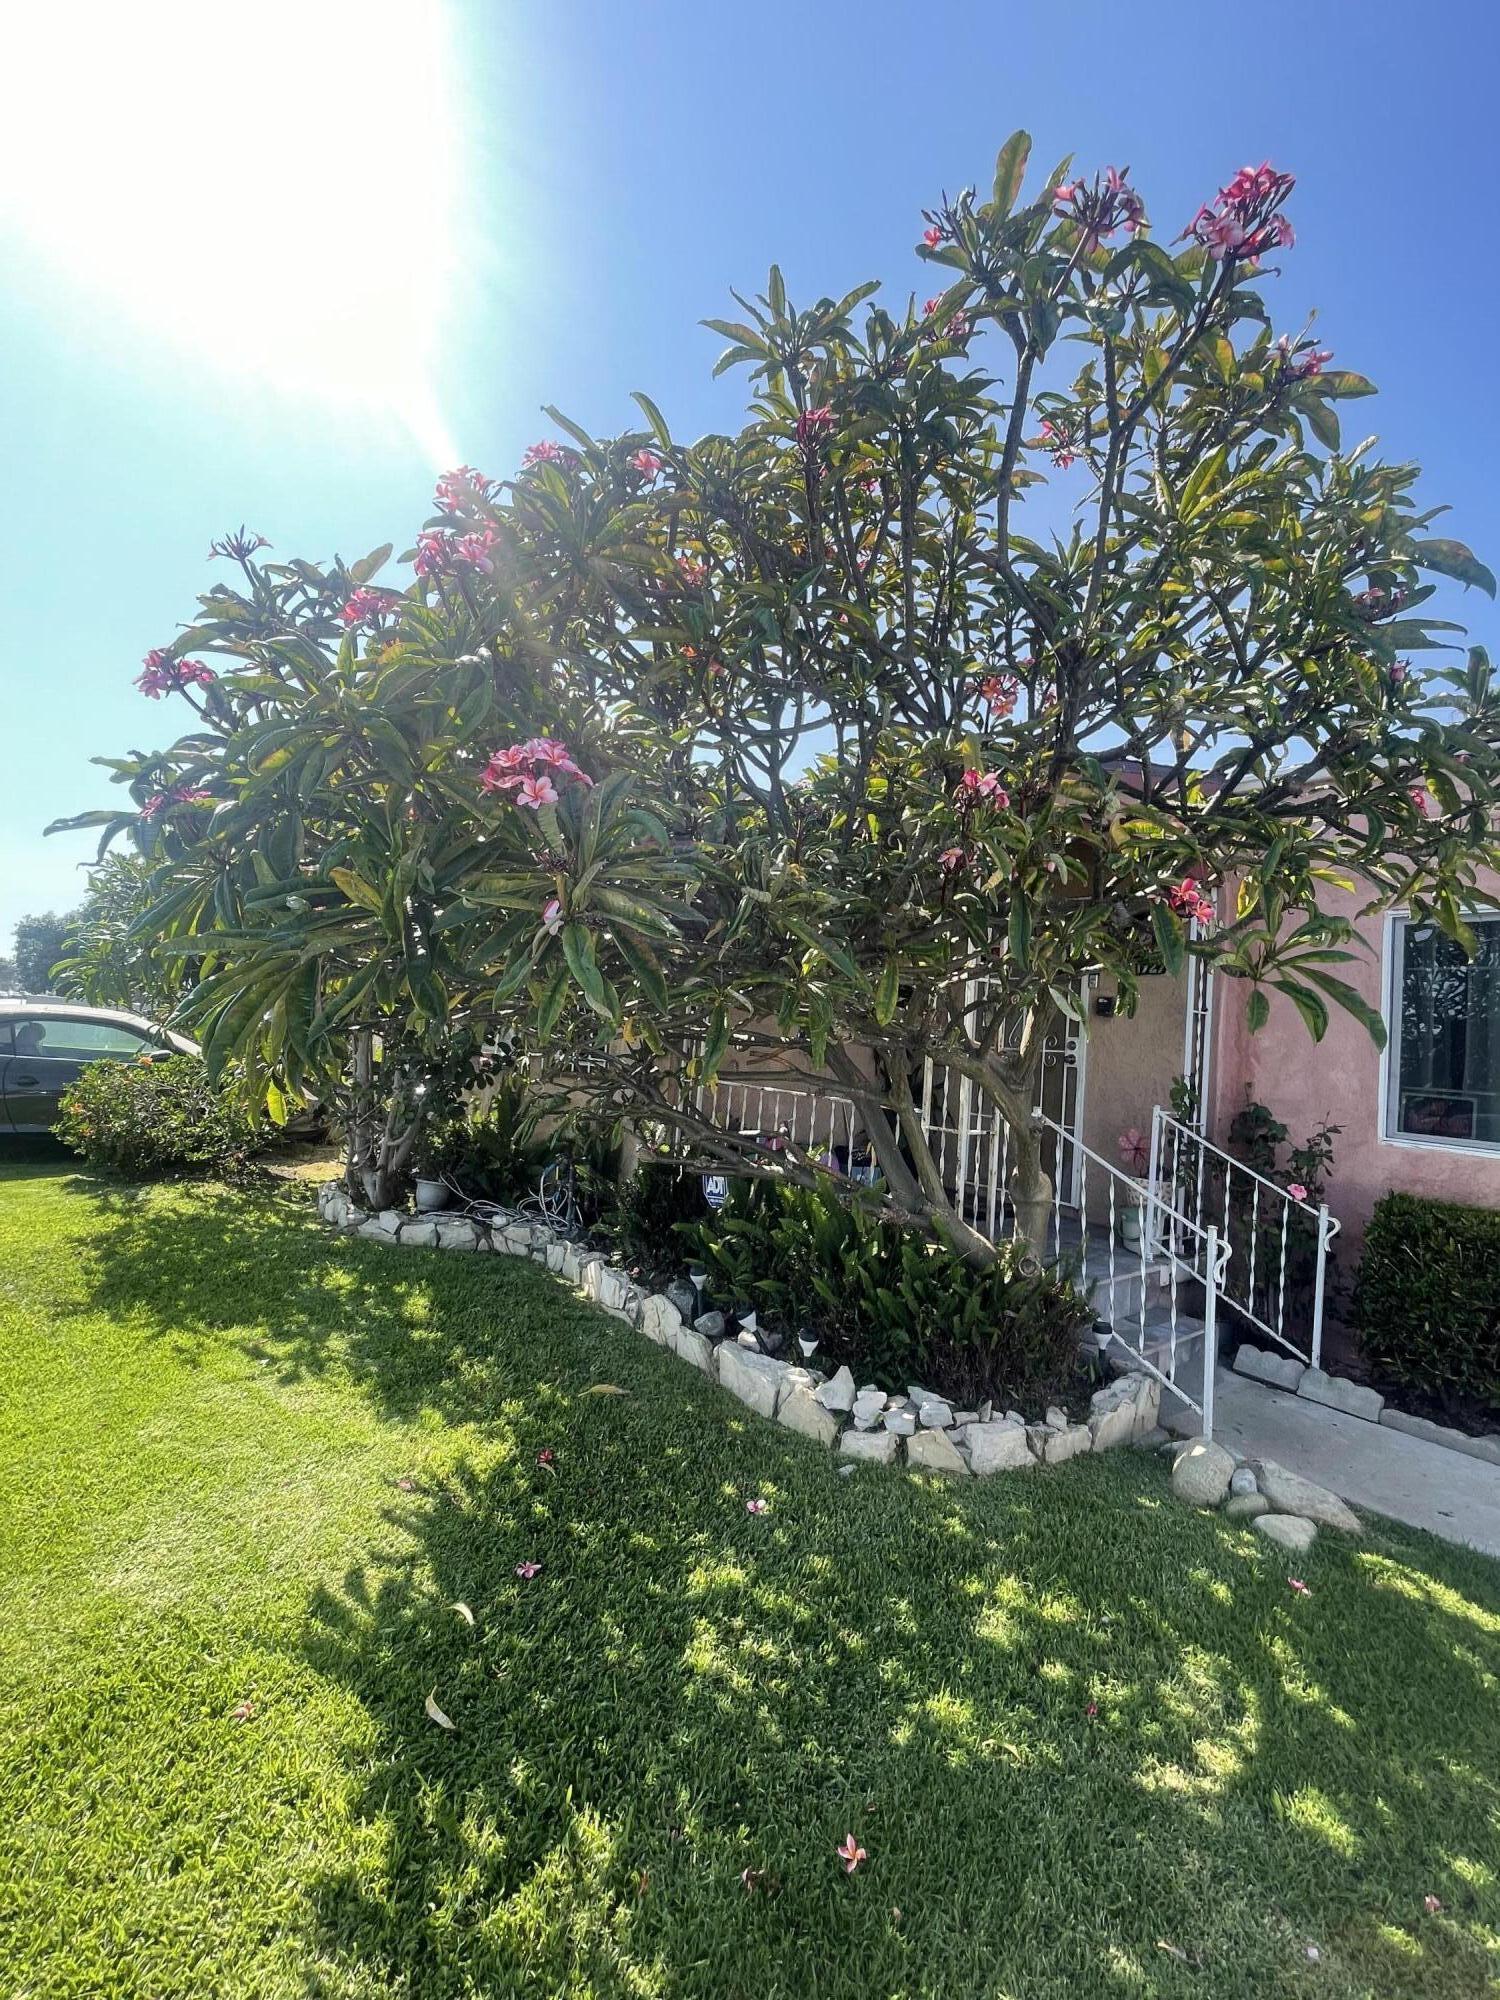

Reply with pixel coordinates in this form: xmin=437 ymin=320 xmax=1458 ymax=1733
xmin=2 ymin=0 xmax=1496 ymax=951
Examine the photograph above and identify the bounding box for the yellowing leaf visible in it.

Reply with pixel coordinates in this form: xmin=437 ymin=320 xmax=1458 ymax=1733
xmin=586 ymin=1383 xmax=631 ymax=1398
xmin=424 ymin=1690 xmax=457 ymax=1731
xmin=449 ymin=1602 xmax=475 ymax=1627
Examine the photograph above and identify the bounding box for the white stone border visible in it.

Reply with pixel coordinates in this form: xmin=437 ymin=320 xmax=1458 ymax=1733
xmin=1231 ymin=1342 xmax=1500 ymax=1469
xmin=316 ymin=1185 xmax=1163 ymax=1476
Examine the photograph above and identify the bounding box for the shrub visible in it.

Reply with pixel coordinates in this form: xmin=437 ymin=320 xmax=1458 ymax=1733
xmin=609 ymin=1160 xmax=709 ymax=1281
xmin=433 ymin=1075 xmax=548 ymax=1205
xmin=1354 ymin=1192 xmax=1500 ymax=1418
xmin=686 ymin=1182 xmax=1091 ymax=1408
xmin=57 ymin=1054 xmax=256 ymax=1180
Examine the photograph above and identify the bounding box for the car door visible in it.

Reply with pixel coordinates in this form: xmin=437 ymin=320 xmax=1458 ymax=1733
xmin=3 ymin=1016 xmax=154 ymax=1131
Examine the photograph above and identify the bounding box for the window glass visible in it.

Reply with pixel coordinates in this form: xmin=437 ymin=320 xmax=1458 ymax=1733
xmin=1390 ymin=917 xmax=1500 ymax=1146
xmin=0 ymin=1021 xmax=13 ymax=1056
xmin=20 ymin=1018 xmax=152 ymax=1060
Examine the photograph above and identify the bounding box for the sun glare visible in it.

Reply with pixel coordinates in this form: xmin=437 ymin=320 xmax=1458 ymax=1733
xmin=0 ymin=0 xmax=463 ymax=464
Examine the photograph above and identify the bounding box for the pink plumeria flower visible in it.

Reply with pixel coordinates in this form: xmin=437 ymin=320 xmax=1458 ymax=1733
xmin=630 ymin=449 xmax=663 ymax=476
xmin=1409 ymin=785 xmax=1431 ymax=815
xmin=339 ymin=587 xmax=393 ymax=629
xmin=522 ymin=439 xmax=566 ymax=467
xmin=537 ymin=1447 xmax=556 ymax=1468
xmin=542 ymin=898 xmax=563 ymax=935
xmin=1288 ymin=1577 xmax=1311 ymax=1596
xmin=1085 ymin=1701 xmax=1099 ymax=1721
xmin=1424 ymin=1894 xmax=1443 ymax=1915
xmin=480 ymin=744 xmax=531 ymax=793
xmin=956 ymin=769 xmax=1010 ymax=808
xmin=745 ymin=1498 xmax=769 ymax=1515
xmin=939 ymin=847 xmax=967 ymax=871
xmin=1389 ymin=658 xmax=1409 ymax=685
xmin=395 ymin=1476 xmax=417 ymax=1492
xmin=836 ymin=1834 xmax=868 ymax=1874
xmin=135 ymin=651 xmax=217 ymax=698
xmin=434 ymin=465 xmax=495 ymax=511
xmin=515 ymin=1560 xmax=543 ymax=1580
xmin=676 ymin=555 xmax=708 ymax=589
xmin=1286 ymin=1183 xmax=1309 ymax=1203
xmin=922 ymin=224 xmax=943 ymax=247
xmin=515 ymin=773 xmax=560 ymax=810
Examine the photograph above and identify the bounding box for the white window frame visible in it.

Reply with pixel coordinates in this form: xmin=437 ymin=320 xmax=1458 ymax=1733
xmin=1378 ymin=908 xmax=1500 ymax=1156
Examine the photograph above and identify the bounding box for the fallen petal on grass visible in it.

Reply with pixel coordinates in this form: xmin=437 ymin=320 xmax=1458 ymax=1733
xmin=746 ymin=1498 xmax=769 ymax=1515
xmin=1424 ymin=1894 xmax=1443 ymax=1914
xmin=515 ymin=1561 xmax=542 ymax=1580
xmin=230 ymin=1699 xmax=256 ymax=1723
xmin=424 ymin=1691 xmax=456 ymax=1732
xmin=449 ymin=1601 xmax=475 ymax=1627
xmin=836 ymin=1834 xmax=867 ymax=1874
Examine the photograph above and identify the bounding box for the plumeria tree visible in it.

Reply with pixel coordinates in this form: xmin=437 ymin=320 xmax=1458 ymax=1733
xmin=53 ymin=135 xmax=1500 ymax=1249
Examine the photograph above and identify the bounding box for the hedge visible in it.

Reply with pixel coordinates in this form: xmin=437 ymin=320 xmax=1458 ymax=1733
xmin=1354 ymin=1191 xmax=1500 ymax=1415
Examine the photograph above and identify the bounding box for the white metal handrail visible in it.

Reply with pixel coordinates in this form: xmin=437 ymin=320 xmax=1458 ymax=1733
xmin=1150 ymin=1106 xmax=1339 ymax=1369
xmin=1026 ymin=1107 xmax=1228 ymax=1439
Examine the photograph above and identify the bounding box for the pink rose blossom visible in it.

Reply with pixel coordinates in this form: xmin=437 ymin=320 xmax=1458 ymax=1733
xmin=1286 ymin=1182 xmax=1309 ymax=1203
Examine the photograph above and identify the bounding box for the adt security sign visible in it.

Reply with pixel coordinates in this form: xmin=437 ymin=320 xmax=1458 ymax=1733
xmin=701 ymin=1174 xmax=730 ymax=1211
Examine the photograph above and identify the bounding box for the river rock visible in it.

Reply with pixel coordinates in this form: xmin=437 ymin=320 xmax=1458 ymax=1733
xmin=1171 ymin=1437 xmax=1235 ymax=1508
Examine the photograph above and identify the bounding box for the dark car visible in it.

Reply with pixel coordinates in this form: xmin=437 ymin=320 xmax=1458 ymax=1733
xmin=0 ymin=999 xmax=198 ymax=1134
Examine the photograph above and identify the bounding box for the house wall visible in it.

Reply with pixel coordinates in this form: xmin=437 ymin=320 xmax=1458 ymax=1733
xmin=1078 ymin=970 xmax=1188 ymax=1224
xmin=1208 ymin=874 xmax=1500 ymax=1264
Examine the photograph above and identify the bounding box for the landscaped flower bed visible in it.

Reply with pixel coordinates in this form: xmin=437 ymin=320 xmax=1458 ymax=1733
xmin=316 ymin=1184 xmax=1163 ymax=1474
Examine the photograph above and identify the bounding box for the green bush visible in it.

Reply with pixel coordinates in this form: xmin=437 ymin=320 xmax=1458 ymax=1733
xmin=686 ymin=1181 xmax=1091 ymax=1408
xmin=57 ymin=1054 xmax=256 ymax=1180
xmin=609 ymin=1160 xmax=709 ymax=1281
xmin=434 ymin=1075 xmax=548 ymax=1204
xmin=1354 ymin=1192 xmax=1500 ymax=1417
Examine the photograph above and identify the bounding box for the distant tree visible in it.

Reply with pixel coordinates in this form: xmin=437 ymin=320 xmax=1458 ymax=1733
xmin=52 ymin=854 xmax=185 ymax=1019
xmin=12 ymin=912 xmax=77 ymax=996
xmin=0 ymin=957 xmax=21 ymax=995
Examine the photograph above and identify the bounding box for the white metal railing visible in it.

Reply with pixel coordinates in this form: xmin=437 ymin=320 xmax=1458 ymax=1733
xmin=1150 ymin=1106 xmax=1338 ymax=1369
xmin=1015 ymin=1107 xmax=1227 ymax=1437
xmin=693 ymin=1074 xmax=860 ymax=1167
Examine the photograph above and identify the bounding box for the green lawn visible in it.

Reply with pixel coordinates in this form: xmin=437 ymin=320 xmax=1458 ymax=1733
xmin=2 ymin=1159 xmax=1497 ymax=2000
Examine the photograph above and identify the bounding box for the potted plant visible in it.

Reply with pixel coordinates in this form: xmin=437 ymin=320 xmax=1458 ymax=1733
xmin=412 ymin=1114 xmax=458 ymax=1212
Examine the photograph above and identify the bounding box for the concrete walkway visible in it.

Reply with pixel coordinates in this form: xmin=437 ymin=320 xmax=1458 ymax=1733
xmin=1163 ymin=1365 xmax=1500 ymax=1561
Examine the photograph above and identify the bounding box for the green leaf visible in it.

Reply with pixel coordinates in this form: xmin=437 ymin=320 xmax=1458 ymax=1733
xmin=873 ymin=960 xmax=900 ymax=1027
xmin=329 ymin=867 xmax=384 ymax=915
xmin=536 ymin=960 xmax=571 ymax=1035
xmin=1246 ymin=988 xmax=1270 ymax=1034
xmin=1302 ymin=397 xmax=1341 ymax=452
xmin=1272 ymin=977 xmax=1329 ymax=1043
xmin=561 ymin=921 xmax=613 ymax=1018
xmin=1411 ymin=538 xmax=1497 ymax=598
xmin=1152 ymin=905 xmax=1186 ymax=977
xmin=630 ymin=392 xmax=672 ymax=448
xmin=1317 ymin=370 xmax=1377 ymax=399
xmin=700 ymin=1006 xmax=730 ymax=1085
xmin=1007 ymin=896 xmax=1032 ymax=970
xmin=991 ymin=130 xmax=1032 ymax=215
xmin=1297 ymin=969 xmax=1388 ymax=1050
